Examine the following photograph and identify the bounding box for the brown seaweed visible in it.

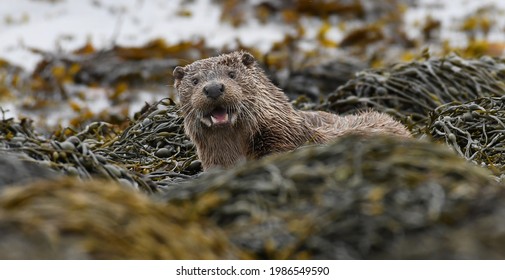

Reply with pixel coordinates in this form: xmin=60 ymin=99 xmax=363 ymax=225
xmin=160 ymin=135 xmax=503 ymax=259
xmin=320 ymin=55 xmax=505 ymax=130
xmin=0 ymin=98 xmax=197 ymax=193
xmin=428 ymin=96 xmax=505 ymax=174
xmin=30 ymin=39 xmax=212 ymax=89
xmin=0 ymin=114 xmax=154 ymax=192
xmin=0 ymin=177 xmax=241 ymax=259
xmin=95 ymin=98 xmax=200 ymax=181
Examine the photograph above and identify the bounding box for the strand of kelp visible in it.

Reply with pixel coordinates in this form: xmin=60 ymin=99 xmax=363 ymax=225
xmin=0 ymin=98 xmax=198 ymax=192
xmin=428 ymin=96 xmax=505 ymax=174
xmin=319 ymin=55 xmax=505 ymax=131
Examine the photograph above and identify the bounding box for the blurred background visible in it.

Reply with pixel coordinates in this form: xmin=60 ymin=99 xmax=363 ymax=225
xmin=1 ymin=1 xmax=505 ymax=260
xmin=0 ymin=0 xmax=504 ymax=132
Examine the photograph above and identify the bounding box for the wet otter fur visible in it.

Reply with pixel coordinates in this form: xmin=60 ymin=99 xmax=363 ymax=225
xmin=174 ymin=51 xmax=411 ymax=170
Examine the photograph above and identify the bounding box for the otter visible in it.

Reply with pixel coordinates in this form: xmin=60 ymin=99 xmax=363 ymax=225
xmin=173 ymin=51 xmax=411 ymax=170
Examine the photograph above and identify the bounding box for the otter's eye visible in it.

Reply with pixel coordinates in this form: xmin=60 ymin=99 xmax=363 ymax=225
xmin=228 ymin=71 xmax=236 ymax=79
xmin=191 ymin=78 xmax=199 ymax=85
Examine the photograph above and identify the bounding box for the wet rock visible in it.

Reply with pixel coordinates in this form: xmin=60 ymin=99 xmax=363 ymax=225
xmin=154 ymin=147 xmax=175 ymax=158
xmin=272 ymin=57 xmax=368 ymax=102
xmin=0 ymin=153 xmax=56 ymax=188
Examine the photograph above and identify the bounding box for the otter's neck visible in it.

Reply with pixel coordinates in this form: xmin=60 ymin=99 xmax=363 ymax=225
xmin=190 ymin=126 xmax=249 ymax=170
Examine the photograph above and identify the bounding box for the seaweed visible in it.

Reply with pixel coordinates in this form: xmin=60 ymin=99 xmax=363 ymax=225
xmin=320 ymin=55 xmax=505 ymax=131
xmin=0 ymin=177 xmax=241 ymax=259
xmin=160 ymin=135 xmax=503 ymax=259
xmin=428 ymin=96 xmax=505 ymax=174
xmin=95 ymin=98 xmax=200 ymax=182
xmin=30 ymin=39 xmax=213 ymax=89
xmin=0 ymin=98 xmax=197 ymax=193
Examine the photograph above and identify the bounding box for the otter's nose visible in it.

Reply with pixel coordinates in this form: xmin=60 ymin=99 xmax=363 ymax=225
xmin=204 ymin=82 xmax=225 ymax=99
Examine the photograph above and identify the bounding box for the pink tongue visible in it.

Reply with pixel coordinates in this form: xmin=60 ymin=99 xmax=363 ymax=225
xmin=211 ymin=108 xmax=228 ymax=123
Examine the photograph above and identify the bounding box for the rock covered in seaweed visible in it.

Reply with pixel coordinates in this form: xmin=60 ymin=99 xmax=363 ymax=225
xmin=0 ymin=116 xmax=154 ymax=193
xmin=0 ymin=98 xmax=197 ymax=193
xmin=427 ymin=96 xmax=505 ymax=173
xmin=0 ymin=177 xmax=242 ymax=260
xmin=320 ymin=55 xmax=505 ymax=129
xmin=160 ymin=134 xmax=504 ymax=259
xmin=99 ymin=98 xmax=199 ymax=180
xmin=3 ymin=52 xmax=505 ymax=259
xmin=373 ymin=204 xmax=505 ymax=259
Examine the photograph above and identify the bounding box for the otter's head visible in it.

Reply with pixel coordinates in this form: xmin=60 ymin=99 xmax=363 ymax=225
xmin=173 ymin=51 xmax=259 ymax=130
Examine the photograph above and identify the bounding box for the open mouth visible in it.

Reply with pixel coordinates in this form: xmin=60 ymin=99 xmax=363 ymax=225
xmin=201 ymin=106 xmax=235 ymax=127
xmin=210 ymin=107 xmax=229 ymax=124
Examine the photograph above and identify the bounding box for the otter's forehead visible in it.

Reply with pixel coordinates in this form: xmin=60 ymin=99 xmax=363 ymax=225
xmin=185 ymin=52 xmax=243 ymax=74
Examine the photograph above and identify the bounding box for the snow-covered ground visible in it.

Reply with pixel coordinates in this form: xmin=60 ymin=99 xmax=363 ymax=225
xmin=1 ymin=0 xmax=504 ymax=72
xmin=0 ymin=0 xmax=287 ymax=71
xmin=405 ymin=0 xmax=505 ymax=46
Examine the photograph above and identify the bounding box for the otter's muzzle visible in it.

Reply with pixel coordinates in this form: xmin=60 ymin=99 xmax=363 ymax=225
xmin=204 ymin=82 xmax=225 ymax=100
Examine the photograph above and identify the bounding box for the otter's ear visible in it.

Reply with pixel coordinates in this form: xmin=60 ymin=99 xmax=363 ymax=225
xmin=241 ymin=52 xmax=255 ymax=67
xmin=173 ymin=66 xmax=185 ymax=80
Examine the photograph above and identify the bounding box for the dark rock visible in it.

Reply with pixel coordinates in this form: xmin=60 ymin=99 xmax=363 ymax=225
xmin=154 ymin=147 xmax=174 ymax=158
xmin=0 ymin=153 xmax=56 ymax=188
